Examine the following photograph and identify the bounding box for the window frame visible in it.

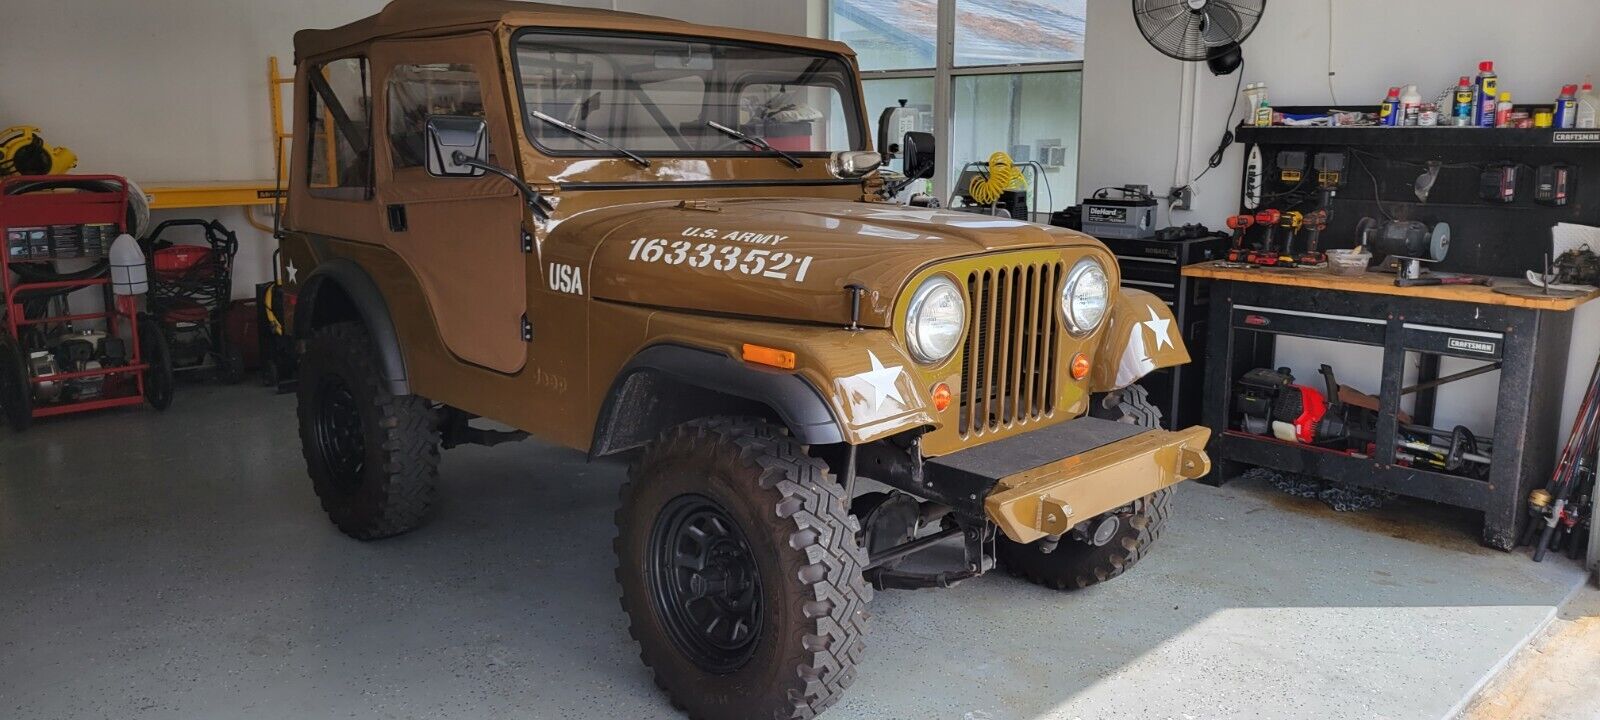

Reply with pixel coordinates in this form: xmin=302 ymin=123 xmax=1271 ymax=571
xmin=304 ymin=55 xmax=375 ymax=202
xmin=830 ymin=0 xmax=1084 ymax=200
xmin=508 ymin=27 xmax=870 ymax=160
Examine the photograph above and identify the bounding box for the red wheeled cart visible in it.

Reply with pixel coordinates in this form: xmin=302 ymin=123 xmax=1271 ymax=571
xmin=0 ymin=175 xmax=173 ymax=431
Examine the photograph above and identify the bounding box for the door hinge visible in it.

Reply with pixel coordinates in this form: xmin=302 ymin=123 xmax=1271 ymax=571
xmin=521 ymin=229 xmax=533 ymax=254
xmin=521 ymin=314 xmax=533 ymax=342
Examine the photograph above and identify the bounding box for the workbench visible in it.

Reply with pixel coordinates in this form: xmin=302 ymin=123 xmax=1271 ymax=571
xmin=1186 ymin=261 xmax=1600 ymax=549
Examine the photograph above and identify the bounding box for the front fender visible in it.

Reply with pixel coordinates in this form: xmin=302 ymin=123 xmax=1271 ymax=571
xmin=1089 ymin=289 xmax=1190 ymax=392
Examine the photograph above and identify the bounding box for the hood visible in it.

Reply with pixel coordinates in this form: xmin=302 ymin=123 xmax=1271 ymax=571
xmin=559 ymin=198 xmax=1101 ymax=328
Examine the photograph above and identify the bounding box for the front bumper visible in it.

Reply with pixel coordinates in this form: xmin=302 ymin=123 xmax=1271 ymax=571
xmin=925 ymin=417 xmax=1211 ymax=544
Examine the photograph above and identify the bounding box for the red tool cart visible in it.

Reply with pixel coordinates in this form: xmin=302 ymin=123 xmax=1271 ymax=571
xmin=0 ymin=174 xmax=173 ymax=430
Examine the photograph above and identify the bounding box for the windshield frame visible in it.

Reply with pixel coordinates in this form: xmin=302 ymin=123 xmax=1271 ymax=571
xmin=509 ymin=27 xmax=869 ymax=161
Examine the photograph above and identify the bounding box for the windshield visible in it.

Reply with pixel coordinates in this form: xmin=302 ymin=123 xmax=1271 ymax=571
xmin=514 ymin=31 xmax=864 ymax=157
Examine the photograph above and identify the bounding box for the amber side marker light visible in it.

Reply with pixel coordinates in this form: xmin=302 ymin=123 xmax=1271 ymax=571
xmin=742 ymin=343 xmax=797 ymax=370
xmin=1070 ymin=353 xmax=1091 ymax=380
xmin=931 ymin=382 xmax=952 ymax=411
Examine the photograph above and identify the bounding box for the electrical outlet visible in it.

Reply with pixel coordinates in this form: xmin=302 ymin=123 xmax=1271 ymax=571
xmin=1170 ymin=186 xmax=1193 ymax=211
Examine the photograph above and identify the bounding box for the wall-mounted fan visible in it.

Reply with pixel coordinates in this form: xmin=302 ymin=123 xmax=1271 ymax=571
xmin=1133 ymin=0 xmax=1266 ymax=76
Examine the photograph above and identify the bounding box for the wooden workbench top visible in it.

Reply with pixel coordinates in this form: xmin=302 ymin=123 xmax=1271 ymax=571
xmin=1181 ymin=261 xmax=1600 ymax=312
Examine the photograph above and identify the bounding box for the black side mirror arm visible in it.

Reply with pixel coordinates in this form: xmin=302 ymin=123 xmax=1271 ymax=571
xmin=452 ymin=151 xmax=552 ymax=221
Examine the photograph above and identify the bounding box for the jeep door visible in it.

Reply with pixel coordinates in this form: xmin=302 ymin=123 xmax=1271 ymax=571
xmin=370 ymin=36 xmax=528 ymax=374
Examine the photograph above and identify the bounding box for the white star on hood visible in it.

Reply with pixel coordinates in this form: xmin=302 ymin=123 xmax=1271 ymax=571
xmin=855 ymin=350 xmax=907 ymax=412
xmin=1143 ymin=306 xmax=1175 ymax=351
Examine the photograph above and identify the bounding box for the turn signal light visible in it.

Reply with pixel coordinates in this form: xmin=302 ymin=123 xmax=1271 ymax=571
xmin=931 ymin=382 xmax=952 ymax=411
xmin=742 ymin=343 xmax=796 ymax=370
xmin=1070 ymin=352 xmax=1091 ymax=380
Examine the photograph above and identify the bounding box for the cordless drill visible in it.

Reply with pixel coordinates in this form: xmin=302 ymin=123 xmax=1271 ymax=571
xmin=1298 ymin=209 xmax=1328 ymax=265
xmin=1276 ymin=210 xmax=1305 ymax=267
xmin=1225 ymin=214 xmax=1255 ymax=262
xmin=1249 ymin=209 xmax=1281 ymax=265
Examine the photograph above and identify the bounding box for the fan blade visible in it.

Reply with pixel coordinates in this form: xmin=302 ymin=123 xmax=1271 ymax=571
xmin=1214 ymin=0 xmax=1265 ymax=18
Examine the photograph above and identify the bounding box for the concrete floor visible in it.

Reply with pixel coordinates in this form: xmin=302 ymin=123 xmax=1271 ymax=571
xmin=0 ymin=384 xmax=1590 ymax=720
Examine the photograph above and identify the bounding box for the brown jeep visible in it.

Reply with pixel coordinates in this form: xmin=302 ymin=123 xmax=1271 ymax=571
xmin=279 ymin=1 xmax=1211 ymax=717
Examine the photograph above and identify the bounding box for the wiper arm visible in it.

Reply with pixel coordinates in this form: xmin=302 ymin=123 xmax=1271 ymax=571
xmin=707 ymin=121 xmax=803 ymax=169
xmin=530 ymin=110 xmax=651 ymax=168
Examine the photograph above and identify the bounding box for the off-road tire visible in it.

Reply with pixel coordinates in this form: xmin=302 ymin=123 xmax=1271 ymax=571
xmin=0 ymin=334 xmax=32 ymax=431
xmin=615 ymin=417 xmax=871 ymax=720
xmin=297 ymin=321 xmax=439 ymax=540
xmin=996 ymin=385 xmax=1173 ymax=590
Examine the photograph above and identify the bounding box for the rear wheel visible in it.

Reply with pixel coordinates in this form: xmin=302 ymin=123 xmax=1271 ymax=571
xmin=137 ymin=315 xmax=175 ymax=411
xmin=297 ymin=321 xmax=439 ymax=540
xmin=996 ymin=385 xmax=1173 ymax=590
xmin=615 ymin=417 xmax=871 ymax=720
xmin=0 ymin=334 xmax=33 ymax=431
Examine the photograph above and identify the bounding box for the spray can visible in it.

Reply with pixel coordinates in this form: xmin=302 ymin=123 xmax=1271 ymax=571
xmin=1578 ymin=81 xmax=1598 ymax=129
xmin=1474 ymin=61 xmax=1499 ymax=127
xmin=1554 ymin=84 xmax=1579 ymax=129
xmin=1400 ymin=85 xmax=1423 ymax=126
xmin=1254 ymin=82 xmax=1273 ymax=127
xmin=1453 ymin=76 xmax=1475 ymax=126
xmin=1495 ymin=92 xmax=1514 ymax=128
xmin=1379 ymin=87 xmax=1402 ymax=127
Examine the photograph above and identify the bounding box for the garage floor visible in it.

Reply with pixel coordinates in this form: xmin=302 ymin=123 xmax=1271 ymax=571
xmin=0 ymin=385 xmax=1589 ymax=720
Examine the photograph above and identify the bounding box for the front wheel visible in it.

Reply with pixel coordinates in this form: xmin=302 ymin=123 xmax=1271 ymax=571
xmin=296 ymin=321 xmax=439 ymax=540
xmin=0 ymin=334 xmax=32 ymax=431
xmin=615 ymin=417 xmax=871 ymax=720
xmin=996 ymin=385 xmax=1173 ymax=590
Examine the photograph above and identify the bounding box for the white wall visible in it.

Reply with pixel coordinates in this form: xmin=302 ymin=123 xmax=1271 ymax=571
xmin=1078 ymin=0 xmax=1600 ymax=443
xmin=0 ymin=0 xmax=810 ymax=300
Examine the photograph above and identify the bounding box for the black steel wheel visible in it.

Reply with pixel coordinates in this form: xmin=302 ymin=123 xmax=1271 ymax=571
xmin=136 ymin=315 xmax=175 ymax=412
xmin=996 ymin=385 xmax=1173 ymax=590
xmin=616 ymin=417 xmax=871 ymax=720
xmin=296 ymin=321 xmax=439 ymax=540
xmin=0 ymin=334 xmax=33 ymax=431
xmin=647 ymin=495 xmax=764 ymax=673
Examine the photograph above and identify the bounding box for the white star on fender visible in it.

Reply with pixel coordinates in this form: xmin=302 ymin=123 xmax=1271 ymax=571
xmin=1143 ymin=306 xmax=1175 ymax=351
xmin=855 ymin=351 xmax=907 ymax=412
xmin=284 ymin=260 xmax=298 ymax=284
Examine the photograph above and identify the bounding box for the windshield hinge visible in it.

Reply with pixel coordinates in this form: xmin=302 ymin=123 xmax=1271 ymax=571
xmin=521 ymin=314 xmax=533 ymax=342
xmin=521 ymin=229 xmax=534 ymax=254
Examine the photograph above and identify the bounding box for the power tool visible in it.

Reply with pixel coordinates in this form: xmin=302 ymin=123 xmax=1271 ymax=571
xmin=1297 ymin=209 xmax=1328 ymax=266
xmin=1225 ymin=214 xmax=1255 ymax=262
xmin=1275 ymin=210 xmax=1305 ymax=267
xmin=0 ymin=126 xmax=78 ymax=177
xmin=1233 ymin=364 xmax=1376 ymax=450
xmin=1249 ymin=209 xmax=1280 ymax=265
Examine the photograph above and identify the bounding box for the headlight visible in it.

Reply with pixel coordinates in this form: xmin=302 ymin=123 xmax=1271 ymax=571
xmin=906 ymin=276 xmax=965 ymax=364
xmin=1061 ymin=258 xmax=1109 ymax=337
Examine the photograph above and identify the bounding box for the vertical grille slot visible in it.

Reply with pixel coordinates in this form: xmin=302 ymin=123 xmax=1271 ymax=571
xmin=959 ymin=261 xmax=1063 ymax=438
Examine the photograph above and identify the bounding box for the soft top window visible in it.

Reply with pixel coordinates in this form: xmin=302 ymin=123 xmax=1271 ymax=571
xmin=514 ymin=31 xmax=864 ymax=156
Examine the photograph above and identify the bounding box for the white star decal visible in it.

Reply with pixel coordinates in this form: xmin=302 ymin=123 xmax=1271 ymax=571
xmin=1143 ymin=306 xmax=1175 ymax=351
xmin=284 ymin=260 xmax=298 ymax=284
xmin=854 ymin=350 xmax=907 ymax=412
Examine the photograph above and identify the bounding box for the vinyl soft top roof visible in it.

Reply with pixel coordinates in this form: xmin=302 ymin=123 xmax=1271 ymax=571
xmin=294 ymin=0 xmax=856 ymax=62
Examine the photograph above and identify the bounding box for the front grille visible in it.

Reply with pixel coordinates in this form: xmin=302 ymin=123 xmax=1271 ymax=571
xmin=959 ymin=261 xmax=1064 ymax=437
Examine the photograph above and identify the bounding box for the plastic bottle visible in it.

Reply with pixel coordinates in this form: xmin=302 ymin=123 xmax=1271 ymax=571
xmin=1453 ymin=76 xmax=1475 ymax=126
xmin=1474 ymin=61 xmax=1499 ymax=127
xmin=1578 ymin=80 xmax=1598 ymax=129
xmin=1495 ymin=92 xmax=1514 ymax=128
xmin=1554 ymin=84 xmax=1579 ymax=129
xmin=1400 ymin=85 xmax=1423 ymax=126
xmin=1379 ymin=87 xmax=1401 ymax=127
xmin=1243 ymin=83 xmax=1265 ymax=126
xmin=1254 ymin=82 xmax=1273 ymax=127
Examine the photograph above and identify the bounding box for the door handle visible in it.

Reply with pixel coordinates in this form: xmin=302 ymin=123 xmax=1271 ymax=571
xmin=387 ymin=204 xmax=408 ymax=232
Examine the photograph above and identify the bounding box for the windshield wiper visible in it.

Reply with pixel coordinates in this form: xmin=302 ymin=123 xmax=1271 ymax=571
xmin=530 ymin=110 xmax=651 ymax=168
xmin=707 ymin=121 xmax=803 ymax=169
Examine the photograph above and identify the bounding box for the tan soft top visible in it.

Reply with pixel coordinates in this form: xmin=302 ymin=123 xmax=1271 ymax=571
xmin=294 ymin=0 xmax=856 ymax=62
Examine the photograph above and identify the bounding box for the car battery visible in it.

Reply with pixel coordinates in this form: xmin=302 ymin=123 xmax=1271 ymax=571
xmin=1081 ymin=196 xmax=1157 ymax=239
xmin=8 ymin=226 xmax=46 ymax=260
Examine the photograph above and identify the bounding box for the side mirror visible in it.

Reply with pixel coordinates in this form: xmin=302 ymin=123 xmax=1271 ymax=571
xmin=425 ymin=115 xmax=488 ymax=178
xmin=901 ymin=131 xmax=935 ymax=181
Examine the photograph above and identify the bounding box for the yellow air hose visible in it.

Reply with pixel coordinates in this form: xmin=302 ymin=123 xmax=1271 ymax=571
xmin=968 ymin=151 xmax=1027 ymax=206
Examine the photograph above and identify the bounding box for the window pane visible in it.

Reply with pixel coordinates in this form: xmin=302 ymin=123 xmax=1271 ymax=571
xmin=950 ymin=71 xmax=1081 ymax=212
xmin=307 ymin=57 xmax=373 ymax=200
xmin=855 ymin=77 xmax=934 ymax=174
xmin=515 ymin=32 xmax=863 ymax=155
xmin=830 ymin=0 xmax=936 ymax=71
xmin=388 ymin=63 xmax=489 ymax=170
xmin=955 ymin=0 xmax=1087 ymax=66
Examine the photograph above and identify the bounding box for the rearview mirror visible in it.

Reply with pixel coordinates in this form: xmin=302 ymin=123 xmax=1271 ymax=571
xmin=901 ymin=131 xmax=935 ymax=181
xmin=425 ymin=115 xmax=488 ymax=178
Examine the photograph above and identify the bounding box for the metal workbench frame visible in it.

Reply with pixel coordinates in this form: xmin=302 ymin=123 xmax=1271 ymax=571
xmin=1199 ymin=279 xmax=1574 ymax=550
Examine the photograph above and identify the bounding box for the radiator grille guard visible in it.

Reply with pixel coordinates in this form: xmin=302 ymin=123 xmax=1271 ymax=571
xmin=959 ymin=261 xmax=1065 ymax=438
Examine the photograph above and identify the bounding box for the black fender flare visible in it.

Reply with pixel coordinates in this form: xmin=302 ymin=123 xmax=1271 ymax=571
xmin=295 ymin=258 xmax=411 ymax=396
xmin=590 ymin=344 xmax=845 ymax=457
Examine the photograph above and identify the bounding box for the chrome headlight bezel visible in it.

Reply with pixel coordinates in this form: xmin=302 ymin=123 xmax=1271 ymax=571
xmin=828 ymin=150 xmax=883 ymax=178
xmin=1061 ymin=257 xmax=1110 ymax=337
xmin=905 ymin=275 xmax=966 ymax=365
